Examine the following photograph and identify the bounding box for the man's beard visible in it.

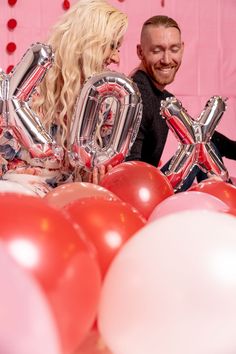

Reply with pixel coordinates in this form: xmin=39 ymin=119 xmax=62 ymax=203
xmin=143 ymin=60 xmax=181 ymax=89
xmin=152 ymin=66 xmax=179 ymax=87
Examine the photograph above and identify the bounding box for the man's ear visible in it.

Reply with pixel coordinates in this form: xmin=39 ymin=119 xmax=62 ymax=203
xmin=137 ymin=44 xmax=143 ymax=60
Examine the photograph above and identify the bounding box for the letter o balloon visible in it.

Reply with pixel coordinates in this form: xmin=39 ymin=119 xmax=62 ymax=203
xmin=68 ymin=71 xmax=143 ymax=170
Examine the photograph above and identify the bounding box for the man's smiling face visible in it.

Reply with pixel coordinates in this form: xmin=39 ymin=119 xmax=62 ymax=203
xmin=137 ymin=25 xmax=184 ymax=91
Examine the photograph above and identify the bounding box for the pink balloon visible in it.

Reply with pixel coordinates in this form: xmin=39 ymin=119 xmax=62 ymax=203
xmin=0 ymin=244 xmax=61 ymax=354
xmin=44 ymin=182 xmax=119 ymax=209
xmin=148 ymin=191 xmax=229 ymax=222
xmin=98 ymin=210 xmax=236 ymax=354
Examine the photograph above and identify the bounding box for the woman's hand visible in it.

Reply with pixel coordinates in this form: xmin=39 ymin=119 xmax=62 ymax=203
xmin=88 ymin=164 xmax=113 ymax=184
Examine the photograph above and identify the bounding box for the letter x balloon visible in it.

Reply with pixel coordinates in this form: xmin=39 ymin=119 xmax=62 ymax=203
xmin=160 ymin=96 xmax=229 ymax=191
xmin=0 ymin=43 xmax=62 ymax=159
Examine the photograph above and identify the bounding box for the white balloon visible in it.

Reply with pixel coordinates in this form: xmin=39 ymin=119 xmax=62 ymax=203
xmin=1 ymin=173 xmax=52 ymax=197
xmin=0 ymin=180 xmax=37 ymax=196
xmin=98 ymin=210 xmax=236 ymax=354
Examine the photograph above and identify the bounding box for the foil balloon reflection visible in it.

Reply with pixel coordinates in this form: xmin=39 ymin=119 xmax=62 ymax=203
xmin=160 ymin=96 xmax=229 ymax=191
xmin=0 ymin=43 xmax=61 ymax=159
xmin=68 ymin=71 xmax=143 ymax=170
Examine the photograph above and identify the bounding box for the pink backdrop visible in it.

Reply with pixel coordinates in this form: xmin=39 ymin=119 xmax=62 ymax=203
xmin=1 ymin=0 xmax=236 ymax=176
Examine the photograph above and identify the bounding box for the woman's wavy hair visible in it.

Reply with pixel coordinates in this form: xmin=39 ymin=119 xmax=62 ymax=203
xmin=33 ymin=0 xmax=128 ymax=149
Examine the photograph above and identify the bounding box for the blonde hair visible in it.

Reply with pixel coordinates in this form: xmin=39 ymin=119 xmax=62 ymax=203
xmin=33 ymin=0 xmax=128 ymax=149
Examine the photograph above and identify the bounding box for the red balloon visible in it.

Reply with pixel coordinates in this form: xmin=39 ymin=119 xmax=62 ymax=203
xmin=189 ymin=179 xmax=236 ymax=209
xmin=44 ymin=182 xmax=119 ymax=209
xmin=100 ymin=161 xmax=174 ymax=219
xmin=64 ymin=198 xmax=146 ymax=278
xmin=0 ymin=193 xmax=101 ymax=354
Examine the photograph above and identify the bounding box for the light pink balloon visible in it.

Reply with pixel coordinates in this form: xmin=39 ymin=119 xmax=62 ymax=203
xmin=148 ymin=190 xmax=229 ymax=222
xmin=98 ymin=210 xmax=236 ymax=354
xmin=0 ymin=244 xmax=61 ymax=354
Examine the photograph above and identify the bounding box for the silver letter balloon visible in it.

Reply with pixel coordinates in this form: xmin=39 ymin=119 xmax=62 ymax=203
xmin=160 ymin=96 xmax=229 ymax=191
xmin=0 ymin=43 xmax=60 ymax=159
xmin=68 ymin=71 xmax=143 ymax=170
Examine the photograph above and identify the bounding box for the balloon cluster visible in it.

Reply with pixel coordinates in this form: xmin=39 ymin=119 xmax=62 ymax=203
xmin=1 ymin=159 xmax=236 ymax=353
xmin=0 ymin=159 xmax=174 ymax=353
xmin=0 ymin=193 xmax=101 ymax=354
xmin=98 ymin=209 xmax=236 ymax=354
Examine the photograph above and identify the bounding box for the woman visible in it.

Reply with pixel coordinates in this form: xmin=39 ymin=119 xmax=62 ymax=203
xmin=2 ymin=0 xmax=128 ymax=196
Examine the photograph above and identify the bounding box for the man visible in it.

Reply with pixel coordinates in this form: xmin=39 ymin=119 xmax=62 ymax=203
xmin=126 ymin=15 xmax=236 ymax=190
